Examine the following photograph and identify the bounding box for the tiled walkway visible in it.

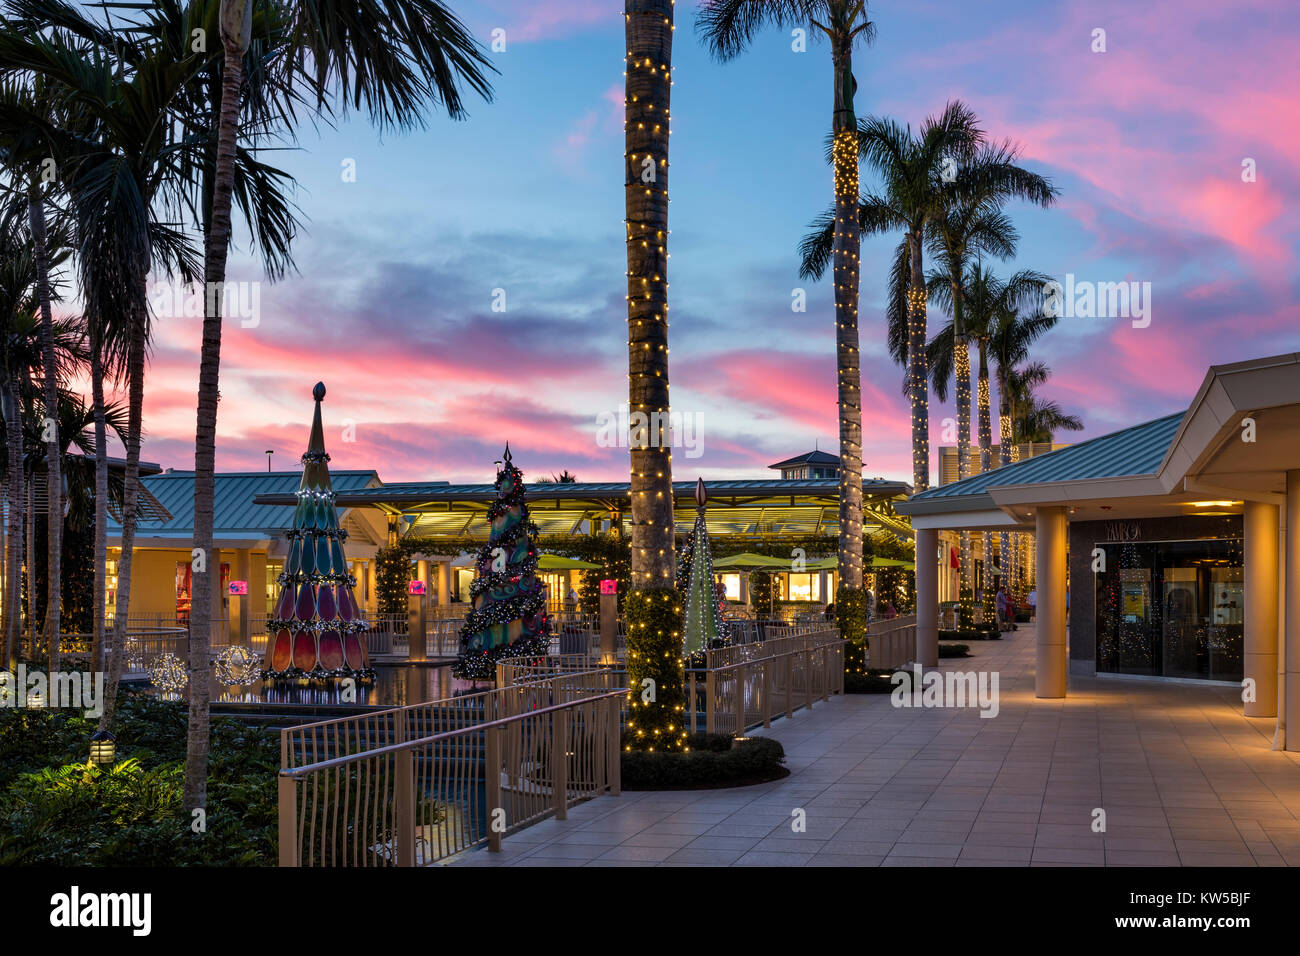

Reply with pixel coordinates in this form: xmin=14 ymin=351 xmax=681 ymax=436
xmin=451 ymin=624 xmax=1300 ymax=866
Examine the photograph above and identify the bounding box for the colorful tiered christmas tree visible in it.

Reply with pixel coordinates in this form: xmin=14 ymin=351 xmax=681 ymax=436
xmin=263 ymin=383 xmax=372 ymax=681
xmin=681 ymin=478 xmax=725 ymax=665
xmin=452 ymin=445 xmax=550 ymax=681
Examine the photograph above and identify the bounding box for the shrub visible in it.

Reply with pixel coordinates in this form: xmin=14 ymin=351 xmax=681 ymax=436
xmin=938 ymin=643 xmax=971 ymax=658
xmin=621 ymin=733 xmax=785 ymax=789
xmin=939 ymin=627 xmax=998 ymax=641
xmin=624 ymin=588 xmax=686 ymax=751
xmin=0 ymin=693 xmax=279 ymax=866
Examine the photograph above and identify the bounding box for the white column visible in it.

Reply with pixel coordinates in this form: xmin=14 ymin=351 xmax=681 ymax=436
xmin=1285 ymin=472 xmax=1300 ymax=749
xmin=1244 ymin=500 xmax=1279 ymax=718
xmin=1035 ymin=506 xmax=1068 ymax=698
xmin=916 ymin=527 xmax=938 ymax=666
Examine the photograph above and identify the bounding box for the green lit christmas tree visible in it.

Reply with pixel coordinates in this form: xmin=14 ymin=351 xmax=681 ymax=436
xmin=452 ymin=445 xmax=550 ymax=681
xmin=681 ymin=478 xmax=725 ymax=666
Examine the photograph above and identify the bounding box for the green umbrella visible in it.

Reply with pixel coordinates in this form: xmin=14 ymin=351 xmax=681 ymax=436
xmin=712 ymin=552 xmax=791 ymax=569
xmin=803 ymin=556 xmax=915 ymax=570
xmin=537 ymin=554 xmax=602 ymax=571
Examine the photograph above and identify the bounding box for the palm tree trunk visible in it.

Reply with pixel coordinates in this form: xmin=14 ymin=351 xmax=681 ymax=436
xmin=26 ymin=478 xmax=34 ymax=654
xmin=2 ymin=383 xmax=22 ymax=669
xmin=952 ymin=287 xmax=973 ymax=622
xmin=906 ymin=230 xmax=929 ymax=494
xmin=28 ymin=183 xmax=62 ymax=672
xmin=831 ymin=36 xmax=864 ymax=593
xmin=623 ymin=0 xmax=684 ymax=750
xmin=98 ymin=296 xmax=146 ymax=733
xmin=186 ymin=14 xmax=247 ymax=813
xmin=977 ymin=339 xmax=994 ymax=622
xmin=90 ymin=327 xmax=108 ymax=676
xmin=997 ymin=367 xmax=1013 ymax=608
xmin=624 ymin=0 xmax=675 ymax=590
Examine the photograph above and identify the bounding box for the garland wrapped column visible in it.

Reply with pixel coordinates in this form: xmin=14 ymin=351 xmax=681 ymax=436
xmin=452 ymin=445 xmax=550 ymax=681
xmin=263 ymin=383 xmax=372 ymax=681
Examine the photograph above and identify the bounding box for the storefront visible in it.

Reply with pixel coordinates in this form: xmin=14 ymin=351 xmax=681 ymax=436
xmin=898 ymin=353 xmax=1300 ymax=750
xmin=1084 ymin=518 xmax=1244 ymax=682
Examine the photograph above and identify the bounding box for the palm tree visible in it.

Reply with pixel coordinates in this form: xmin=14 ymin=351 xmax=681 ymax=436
xmin=0 ymin=16 xmax=204 ymax=730
xmin=621 ymin=0 xmax=682 ymax=750
xmin=1007 ymin=361 xmax=1083 ymax=444
xmin=0 ymin=73 xmax=69 ymax=670
xmin=699 ymin=0 xmax=875 ymax=600
xmin=799 ymin=101 xmax=980 ymax=497
xmin=183 ymin=0 xmax=493 ymax=812
xmin=929 ymin=264 xmax=1051 ymax=616
xmin=927 ymin=139 xmax=1057 ymax=621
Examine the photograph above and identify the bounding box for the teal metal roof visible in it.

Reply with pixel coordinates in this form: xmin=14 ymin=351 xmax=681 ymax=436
xmin=110 ymin=469 xmax=378 ymax=538
xmin=910 ymin=412 xmax=1185 ymax=501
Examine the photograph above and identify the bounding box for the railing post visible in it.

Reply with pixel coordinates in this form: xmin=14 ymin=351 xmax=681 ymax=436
xmin=805 ymin=647 xmax=813 ymax=712
xmin=395 ymin=746 xmax=415 ymax=866
xmin=486 ymin=726 xmax=502 ymax=852
xmin=277 ymin=773 xmax=298 ymax=867
xmin=607 ymin=695 xmax=622 ymax=796
xmin=822 ymin=645 xmax=830 ymax=701
xmin=734 ymin=667 xmax=745 ymax=735
xmin=705 ymin=670 xmax=715 ymax=735
xmin=553 ymin=709 xmax=569 ymax=820
xmin=762 ymin=660 xmax=772 ymax=729
xmin=785 ymin=653 xmax=794 ymax=718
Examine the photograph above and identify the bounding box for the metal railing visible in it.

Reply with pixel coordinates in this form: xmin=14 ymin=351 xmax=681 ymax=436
xmin=694 ymin=627 xmax=844 ymax=736
xmin=278 ymin=673 xmax=625 ymax=866
xmin=865 ymin=614 xmax=917 ymax=671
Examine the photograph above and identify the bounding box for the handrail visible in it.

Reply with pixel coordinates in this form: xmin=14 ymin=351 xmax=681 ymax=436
xmin=280 ymin=687 xmax=629 ymax=778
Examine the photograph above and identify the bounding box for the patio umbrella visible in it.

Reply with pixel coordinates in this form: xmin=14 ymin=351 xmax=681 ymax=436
xmin=537 ymin=554 xmax=602 ymax=570
xmin=804 ymin=556 xmax=915 ymax=570
xmin=712 ymin=552 xmax=790 ymax=569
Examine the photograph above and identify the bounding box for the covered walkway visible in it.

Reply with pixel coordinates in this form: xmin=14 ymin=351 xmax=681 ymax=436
xmin=450 ymin=624 xmax=1300 ymax=867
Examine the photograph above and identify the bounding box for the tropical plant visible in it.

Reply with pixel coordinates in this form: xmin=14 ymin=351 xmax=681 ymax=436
xmin=925 ymin=138 xmax=1057 ymax=618
xmin=799 ymin=100 xmax=981 ymax=496
xmin=181 ymin=0 xmax=494 ymax=811
xmin=928 ymin=263 xmax=1050 ymax=617
xmin=1007 ymin=360 xmax=1082 ymax=444
xmin=699 ymin=0 xmax=875 ymax=599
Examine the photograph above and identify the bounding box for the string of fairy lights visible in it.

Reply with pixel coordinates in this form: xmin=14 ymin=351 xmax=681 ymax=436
xmin=624 ymin=3 xmax=676 ymax=593
xmin=906 ymin=283 xmax=930 ymax=492
xmin=831 ymin=124 xmax=865 ymax=589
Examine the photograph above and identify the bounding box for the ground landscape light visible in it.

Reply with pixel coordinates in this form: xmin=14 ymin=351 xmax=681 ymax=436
xmin=89 ymin=731 xmax=116 ymax=768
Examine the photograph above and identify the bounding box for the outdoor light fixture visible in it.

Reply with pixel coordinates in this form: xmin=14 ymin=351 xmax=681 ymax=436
xmin=1187 ymin=500 xmax=1239 ymax=508
xmin=89 ymin=731 xmax=116 ymax=768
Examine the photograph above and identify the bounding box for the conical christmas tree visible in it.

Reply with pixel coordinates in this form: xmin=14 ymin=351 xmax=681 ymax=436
xmin=682 ymin=478 xmax=724 ymax=663
xmin=452 ymin=445 xmax=550 ymax=680
xmin=263 ymin=382 xmax=372 ymax=681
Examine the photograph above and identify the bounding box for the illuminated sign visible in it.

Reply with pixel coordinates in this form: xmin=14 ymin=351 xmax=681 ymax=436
xmin=408 ymin=580 xmax=426 ymax=596
xmin=600 ymin=579 xmax=618 ymax=595
xmin=228 ymin=580 xmax=248 ymax=596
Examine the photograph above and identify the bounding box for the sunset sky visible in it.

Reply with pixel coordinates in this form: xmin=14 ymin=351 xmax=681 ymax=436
xmin=120 ymin=0 xmax=1300 ymax=486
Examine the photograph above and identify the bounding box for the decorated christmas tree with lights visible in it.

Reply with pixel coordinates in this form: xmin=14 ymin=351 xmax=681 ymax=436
xmin=263 ymin=382 xmax=372 ymax=681
xmin=453 ymin=445 xmax=550 ymax=681
xmin=681 ymin=478 xmax=725 ymax=665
